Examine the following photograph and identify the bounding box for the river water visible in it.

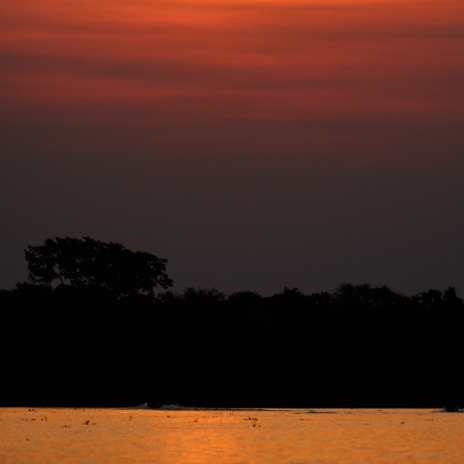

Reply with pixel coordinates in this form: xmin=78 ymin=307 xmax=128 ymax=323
xmin=1 ymin=407 xmax=463 ymax=463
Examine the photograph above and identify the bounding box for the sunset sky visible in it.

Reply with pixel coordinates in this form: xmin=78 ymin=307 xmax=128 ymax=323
xmin=1 ymin=0 xmax=464 ymax=294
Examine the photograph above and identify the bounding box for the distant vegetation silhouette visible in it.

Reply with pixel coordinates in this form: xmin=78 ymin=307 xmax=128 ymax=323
xmin=1 ymin=238 xmax=463 ymax=408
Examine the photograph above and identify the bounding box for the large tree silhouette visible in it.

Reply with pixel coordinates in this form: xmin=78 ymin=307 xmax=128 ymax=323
xmin=24 ymin=237 xmax=172 ymax=297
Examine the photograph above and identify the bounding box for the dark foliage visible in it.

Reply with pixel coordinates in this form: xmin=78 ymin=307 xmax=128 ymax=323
xmin=1 ymin=239 xmax=463 ymax=407
xmin=1 ymin=281 xmax=463 ymax=408
xmin=24 ymin=237 xmax=172 ymax=297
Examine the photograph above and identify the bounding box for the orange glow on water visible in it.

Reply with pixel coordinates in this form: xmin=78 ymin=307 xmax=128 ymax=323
xmin=1 ymin=408 xmax=464 ymax=463
xmin=1 ymin=1 xmax=463 ymax=159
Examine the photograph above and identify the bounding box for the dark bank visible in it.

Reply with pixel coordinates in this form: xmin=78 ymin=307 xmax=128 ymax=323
xmin=1 ymin=238 xmax=463 ymax=408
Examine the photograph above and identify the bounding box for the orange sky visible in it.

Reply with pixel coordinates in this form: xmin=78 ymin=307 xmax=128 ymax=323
xmin=1 ymin=0 xmax=463 ymax=130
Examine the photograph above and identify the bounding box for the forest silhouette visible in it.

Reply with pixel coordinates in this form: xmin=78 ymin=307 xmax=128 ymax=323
xmin=1 ymin=238 xmax=463 ymax=408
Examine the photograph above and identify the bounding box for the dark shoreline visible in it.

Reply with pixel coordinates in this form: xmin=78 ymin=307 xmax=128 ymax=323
xmin=2 ymin=283 xmax=463 ymax=409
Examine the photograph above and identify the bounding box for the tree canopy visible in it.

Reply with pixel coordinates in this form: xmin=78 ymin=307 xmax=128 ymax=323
xmin=24 ymin=237 xmax=172 ymax=297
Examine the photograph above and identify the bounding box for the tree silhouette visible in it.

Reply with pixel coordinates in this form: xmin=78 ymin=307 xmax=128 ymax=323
xmin=333 ymin=283 xmax=405 ymax=307
xmin=24 ymin=237 xmax=172 ymax=298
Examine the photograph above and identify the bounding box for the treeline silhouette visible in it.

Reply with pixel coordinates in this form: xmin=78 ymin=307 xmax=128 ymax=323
xmin=2 ymin=282 xmax=463 ymax=408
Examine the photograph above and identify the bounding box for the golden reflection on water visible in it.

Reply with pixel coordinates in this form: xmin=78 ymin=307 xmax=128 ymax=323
xmin=1 ymin=408 xmax=463 ymax=463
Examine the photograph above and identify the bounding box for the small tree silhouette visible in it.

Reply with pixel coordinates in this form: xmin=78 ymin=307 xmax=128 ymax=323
xmin=24 ymin=237 xmax=172 ymax=298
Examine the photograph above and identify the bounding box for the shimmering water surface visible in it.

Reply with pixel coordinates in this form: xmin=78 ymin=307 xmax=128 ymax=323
xmin=1 ymin=407 xmax=463 ymax=463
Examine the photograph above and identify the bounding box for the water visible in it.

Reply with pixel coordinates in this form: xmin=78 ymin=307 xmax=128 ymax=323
xmin=1 ymin=407 xmax=463 ymax=463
